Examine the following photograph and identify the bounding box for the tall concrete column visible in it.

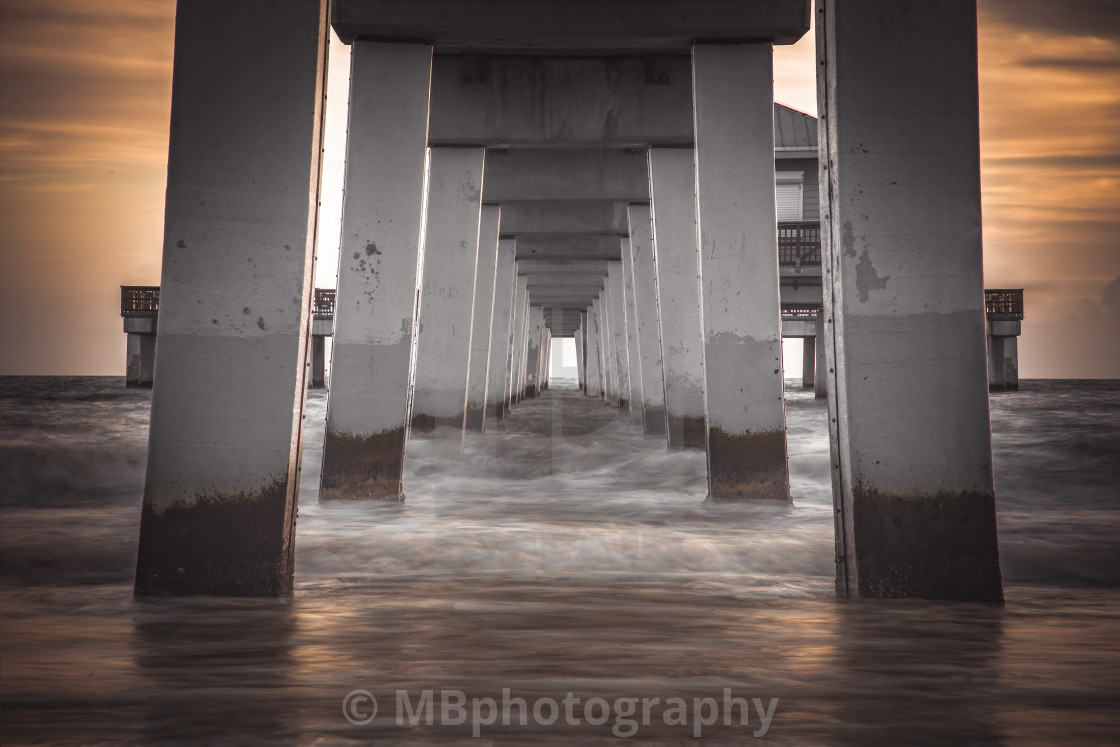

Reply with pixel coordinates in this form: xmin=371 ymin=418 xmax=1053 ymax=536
xmin=512 ymin=282 xmax=529 ymax=403
xmin=607 ymin=263 xmax=632 ymax=412
xmin=628 ymin=204 xmax=666 ymax=436
xmin=574 ymin=322 xmax=585 ymax=391
xmin=486 ymin=239 xmax=517 ymax=425
xmin=124 ymin=322 xmax=157 ymax=389
xmin=310 ymin=334 xmax=327 ymax=389
xmin=321 ymin=41 xmax=432 ymax=501
xmin=579 ymin=310 xmax=590 ymax=394
xmin=620 ymin=239 xmax=644 ymax=426
xmin=801 ymin=337 xmax=815 ymax=389
xmin=524 ymin=306 xmax=542 ymax=398
xmin=815 ymin=313 xmax=828 ymax=399
xmin=542 ymin=328 xmax=552 ymax=390
xmin=693 ymin=43 xmax=789 ymax=500
xmin=506 ymin=276 xmax=524 ymax=409
xmin=464 ymin=205 xmax=501 ymax=430
xmin=598 ymin=290 xmax=615 ymax=405
xmin=411 ymin=147 xmax=486 ymax=433
xmin=134 ymin=0 xmax=328 ymax=597
xmin=987 ymin=335 xmax=1019 ymax=392
xmin=649 ymin=147 xmax=706 ymax=449
xmin=818 ymin=0 xmax=1002 ymax=601
xmin=588 ymin=300 xmax=605 ymax=399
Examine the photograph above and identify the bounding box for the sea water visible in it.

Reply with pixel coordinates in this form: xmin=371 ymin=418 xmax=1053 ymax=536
xmin=1 ymin=377 xmax=1118 ymax=743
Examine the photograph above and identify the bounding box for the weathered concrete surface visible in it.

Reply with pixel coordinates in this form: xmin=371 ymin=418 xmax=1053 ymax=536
xmin=135 ymin=0 xmax=328 ymax=596
xmin=649 ymin=147 xmax=706 ymax=449
xmin=429 ymin=56 xmax=693 ymax=147
xmin=465 ymin=205 xmax=501 ymax=430
xmin=620 ymin=239 xmax=645 ymax=426
xmin=332 ymin=0 xmax=811 ymax=48
xmin=607 ymin=263 xmax=632 ymax=411
xmin=322 ymin=41 xmax=432 ymax=501
xmin=486 ymin=239 xmax=517 ymax=425
xmin=411 ymin=147 xmax=486 ymax=433
xmin=627 ymin=204 xmax=666 ymax=436
xmin=819 ymin=0 xmax=1002 ymax=601
xmin=693 ymin=43 xmax=789 ymax=499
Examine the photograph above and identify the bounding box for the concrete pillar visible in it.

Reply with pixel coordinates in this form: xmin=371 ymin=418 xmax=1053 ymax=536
xmin=321 ymin=41 xmax=432 ymax=501
xmin=801 ymin=337 xmax=814 ymax=389
xmin=987 ymin=335 xmax=1019 ymax=392
xmin=693 ymin=43 xmax=789 ymax=500
xmin=134 ymin=0 xmax=327 ymax=597
xmin=486 ymin=239 xmax=517 ymax=425
xmin=815 ymin=313 xmax=828 ymax=399
xmin=649 ymin=147 xmax=706 ymax=449
xmin=620 ymin=239 xmax=644 ymax=426
xmin=588 ymin=300 xmax=605 ymax=399
xmin=579 ymin=310 xmax=590 ymax=394
xmin=542 ymin=328 xmax=552 ymax=390
xmin=524 ymin=306 xmax=542 ymax=398
xmin=598 ymin=290 xmax=615 ymax=405
xmin=513 ymin=282 xmax=529 ymax=403
xmin=310 ymin=334 xmax=326 ymax=389
xmin=818 ymin=0 xmax=1002 ymax=601
xmin=1001 ymin=336 xmax=1019 ymax=392
xmin=410 ymin=147 xmax=486 ymax=433
xmin=627 ymin=204 xmax=666 ymax=436
xmin=124 ymin=325 xmax=156 ymax=388
xmin=506 ymin=276 xmax=524 ymax=409
xmin=464 ymin=205 xmax=501 ymax=430
xmin=574 ymin=322 xmax=585 ymax=391
xmin=607 ymin=263 xmax=632 ymax=412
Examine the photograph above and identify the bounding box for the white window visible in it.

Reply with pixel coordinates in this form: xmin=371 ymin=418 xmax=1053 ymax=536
xmin=776 ymin=171 xmax=804 ymax=221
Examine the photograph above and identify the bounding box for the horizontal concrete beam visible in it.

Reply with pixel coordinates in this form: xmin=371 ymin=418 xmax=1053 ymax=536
xmin=516 ymin=235 xmax=623 ymax=260
xmin=333 ymin=1 xmax=811 ymax=49
xmin=517 ymin=259 xmax=611 ymax=275
xmin=497 ymin=201 xmax=631 ymax=236
xmin=430 ymin=56 xmax=693 ymax=147
xmin=484 ymin=149 xmax=649 ymax=202
xmin=526 ymin=274 xmax=607 ymax=288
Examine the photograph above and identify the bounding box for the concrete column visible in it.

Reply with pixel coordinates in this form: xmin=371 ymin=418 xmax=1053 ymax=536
xmin=411 ymin=147 xmax=486 ymax=433
xmin=513 ymin=283 xmax=529 ymax=403
xmin=321 ymin=41 xmax=432 ymax=501
xmin=588 ymin=300 xmax=604 ymax=398
xmin=574 ymin=323 xmax=585 ymax=391
xmin=505 ymin=276 xmax=524 ymax=409
xmin=627 ymin=204 xmax=666 ymax=436
xmin=310 ymin=334 xmax=326 ymax=389
xmin=524 ymin=307 xmax=542 ymax=398
xmin=1001 ymin=336 xmax=1019 ymax=392
xmin=649 ymin=147 xmax=706 ymax=449
xmin=464 ymin=205 xmax=501 ymax=430
xmin=542 ymin=328 xmax=552 ymax=390
xmin=815 ymin=313 xmax=828 ymax=399
xmin=598 ymin=289 xmax=615 ymax=405
xmin=134 ymin=0 xmax=327 ymax=597
xmin=579 ymin=310 xmax=590 ymax=394
xmin=607 ymin=263 xmax=632 ymax=412
xmin=693 ymin=43 xmax=789 ymax=500
xmin=801 ymin=337 xmax=815 ymax=389
xmin=486 ymin=239 xmax=517 ymax=425
xmin=124 ymin=323 xmax=156 ymax=388
xmin=819 ymin=0 xmax=1002 ymax=601
xmin=620 ymin=239 xmax=644 ymax=426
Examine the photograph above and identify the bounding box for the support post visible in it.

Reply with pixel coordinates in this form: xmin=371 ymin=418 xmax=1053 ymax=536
xmin=410 ymin=147 xmax=486 ymax=433
xmin=801 ymin=337 xmax=815 ymax=389
xmin=620 ymin=239 xmax=644 ymax=426
xmin=310 ymin=334 xmax=326 ymax=389
xmin=134 ymin=0 xmax=328 ymax=596
xmin=649 ymin=147 xmax=707 ymax=449
xmin=588 ymin=300 xmax=604 ymax=399
xmin=464 ymin=205 xmax=500 ymax=430
xmin=486 ymin=239 xmax=517 ymax=425
xmin=124 ymin=326 xmax=157 ymax=389
xmin=321 ymin=41 xmax=432 ymax=500
xmin=580 ymin=310 xmax=590 ymax=394
xmin=815 ymin=312 xmax=828 ymax=399
xmin=524 ymin=306 xmax=542 ymax=398
xmin=574 ymin=322 xmax=585 ymax=392
xmin=628 ymin=204 xmax=666 ymax=435
xmin=693 ymin=43 xmax=789 ymax=500
xmin=819 ymin=0 xmax=1003 ymax=601
xmin=607 ymin=262 xmax=632 ymax=412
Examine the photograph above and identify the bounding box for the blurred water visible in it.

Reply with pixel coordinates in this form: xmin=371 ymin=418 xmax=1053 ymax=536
xmin=1 ymin=376 xmax=1118 ymax=743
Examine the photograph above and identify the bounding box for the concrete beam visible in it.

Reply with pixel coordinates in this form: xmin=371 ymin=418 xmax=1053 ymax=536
xmin=430 ymin=55 xmax=692 ymax=147
xmin=525 ymin=274 xmax=607 ymax=288
xmin=333 ymin=0 xmax=812 ymax=49
xmin=517 ymin=259 xmax=610 ymax=276
xmin=134 ymin=0 xmax=328 ymax=597
xmin=484 ymin=149 xmax=648 ymax=203
xmin=515 ymin=235 xmax=623 ymax=261
xmin=498 ymin=201 xmax=631 ymax=236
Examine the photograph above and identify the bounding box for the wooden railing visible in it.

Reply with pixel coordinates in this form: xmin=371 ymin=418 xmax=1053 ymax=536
xmin=985 ymin=289 xmax=1024 ymax=320
xmin=120 ymin=286 xmax=160 ymax=317
xmin=778 ymin=221 xmax=821 ymax=265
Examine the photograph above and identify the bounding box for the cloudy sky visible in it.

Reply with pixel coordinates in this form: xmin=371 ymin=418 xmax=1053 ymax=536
xmin=1 ymin=0 xmax=1118 ymax=377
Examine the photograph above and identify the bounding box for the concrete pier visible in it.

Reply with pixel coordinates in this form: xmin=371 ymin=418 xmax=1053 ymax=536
xmin=607 ymin=263 xmax=631 ymax=412
xmin=486 ymin=239 xmax=517 ymax=425
xmin=818 ymin=0 xmax=1003 ymax=601
xmin=465 ymin=205 xmax=501 ymax=430
xmin=588 ymin=300 xmax=605 ymax=399
xmin=693 ymin=43 xmax=789 ymax=500
xmin=620 ymin=239 xmax=645 ymax=426
xmin=321 ymin=41 xmax=432 ymax=500
xmin=410 ymin=147 xmax=486 ymax=433
xmin=627 ymin=204 xmax=666 ymax=436
xmin=649 ymin=147 xmax=707 ymax=449
xmin=133 ymin=0 xmax=328 ymax=596
xmin=524 ymin=306 xmax=543 ymax=398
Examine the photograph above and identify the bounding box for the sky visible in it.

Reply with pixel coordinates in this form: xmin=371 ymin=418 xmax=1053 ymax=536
xmin=1 ymin=0 xmax=1118 ymax=378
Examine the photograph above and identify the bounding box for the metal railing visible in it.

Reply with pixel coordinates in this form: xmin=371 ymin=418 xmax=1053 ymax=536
xmin=314 ymin=288 xmax=336 ymax=319
xmin=121 ymin=286 xmax=160 ymax=317
xmin=985 ymin=289 xmax=1024 ymax=320
xmin=781 ymin=304 xmax=820 ymax=320
xmin=778 ymin=221 xmax=822 ymax=265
